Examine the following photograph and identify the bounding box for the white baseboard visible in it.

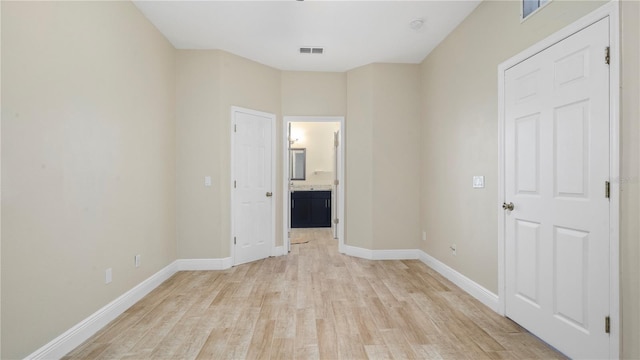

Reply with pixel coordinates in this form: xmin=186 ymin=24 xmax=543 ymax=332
xmin=343 ymin=245 xmax=498 ymax=312
xmin=26 ymin=255 xmax=236 ymax=360
xmin=344 ymin=244 xmax=375 ymax=259
xmin=176 ymin=257 xmax=232 ymax=271
xmin=417 ymin=250 xmax=499 ymax=312
xmin=344 ymin=245 xmax=419 ymax=260
xmin=372 ymin=248 xmax=419 ymax=260
xmin=271 ymin=246 xmax=285 ymax=257
xmin=26 ymin=261 xmax=178 ymax=360
xmin=26 ymin=249 xmax=498 ymax=360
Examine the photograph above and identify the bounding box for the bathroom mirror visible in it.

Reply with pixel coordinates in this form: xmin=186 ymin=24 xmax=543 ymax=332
xmin=290 ymin=148 xmax=306 ymax=180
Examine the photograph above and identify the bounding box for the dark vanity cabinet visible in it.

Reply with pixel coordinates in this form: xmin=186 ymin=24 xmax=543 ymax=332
xmin=291 ymin=191 xmax=311 ymax=227
xmin=291 ymin=190 xmax=331 ymax=228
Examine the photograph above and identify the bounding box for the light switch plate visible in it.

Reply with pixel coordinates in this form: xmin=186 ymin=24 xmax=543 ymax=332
xmin=204 ymin=176 xmax=212 ymax=187
xmin=473 ymin=176 xmax=485 ymax=188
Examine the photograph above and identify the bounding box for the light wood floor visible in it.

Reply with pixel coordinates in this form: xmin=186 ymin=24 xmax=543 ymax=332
xmin=64 ymin=229 xmax=564 ymax=359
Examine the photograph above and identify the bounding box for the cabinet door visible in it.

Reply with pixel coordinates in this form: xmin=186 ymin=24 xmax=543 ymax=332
xmin=291 ymin=192 xmax=311 ymax=228
xmin=310 ymin=191 xmax=331 ymax=227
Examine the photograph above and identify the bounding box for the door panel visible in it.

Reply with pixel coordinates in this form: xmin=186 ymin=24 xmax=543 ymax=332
xmin=515 ymin=114 xmax=540 ymax=194
xmin=233 ymin=109 xmax=273 ymax=265
xmin=554 ymin=226 xmax=589 ymax=330
xmin=504 ymin=18 xmax=610 ymax=359
xmin=515 ymin=220 xmax=540 ymax=306
xmin=555 ymin=101 xmax=589 ymax=197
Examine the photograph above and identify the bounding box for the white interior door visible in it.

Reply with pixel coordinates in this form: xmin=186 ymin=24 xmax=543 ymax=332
xmin=232 ymin=108 xmax=274 ymax=265
xmin=504 ymin=18 xmax=610 ymax=359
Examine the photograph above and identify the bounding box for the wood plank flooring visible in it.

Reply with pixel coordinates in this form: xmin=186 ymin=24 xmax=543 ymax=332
xmin=64 ymin=229 xmax=565 ymax=359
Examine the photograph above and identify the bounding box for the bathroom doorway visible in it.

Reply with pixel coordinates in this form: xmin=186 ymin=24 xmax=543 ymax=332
xmin=282 ymin=116 xmax=345 ymax=254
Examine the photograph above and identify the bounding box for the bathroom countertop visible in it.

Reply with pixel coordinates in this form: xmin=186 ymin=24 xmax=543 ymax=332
xmin=290 ymin=185 xmax=332 ymax=191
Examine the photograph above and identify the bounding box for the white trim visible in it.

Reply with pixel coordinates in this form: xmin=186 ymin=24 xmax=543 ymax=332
xmin=176 ymin=258 xmax=232 ymax=271
xmin=343 ymin=245 xmax=375 ymax=260
xmin=497 ymin=2 xmax=620 ymax=358
xmin=497 ymin=61 xmax=507 ymax=317
xmin=606 ymin=4 xmax=621 ymax=357
xmin=25 ymin=261 xmax=178 ymax=360
xmin=343 ymin=246 xmax=498 ymax=311
xmin=497 ymin=18 xmax=508 ymax=318
xmin=282 ymin=116 xmax=346 ymax=254
xmin=24 ymin=247 xmax=501 ymax=360
xmin=345 ymin=246 xmax=420 ymax=260
xmin=271 ymin=246 xmax=285 ymax=257
xmin=230 ymin=106 xmax=278 ymax=266
xmin=371 ymin=249 xmax=419 ymax=260
xmin=417 ymin=251 xmax=500 ymax=312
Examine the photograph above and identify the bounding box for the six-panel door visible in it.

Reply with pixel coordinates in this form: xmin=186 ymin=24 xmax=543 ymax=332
xmin=504 ymin=18 xmax=610 ymax=359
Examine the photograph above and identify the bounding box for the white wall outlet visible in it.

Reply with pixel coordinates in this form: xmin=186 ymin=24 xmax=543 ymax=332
xmin=450 ymin=244 xmax=457 ymax=256
xmin=422 ymin=231 xmax=427 ymax=241
xmin=204 ymin=176 xmax=212 ymax=187
xmin=472 ymin=175 xmax=485 ymax=188
xmin=134 ymin=254 xmax=141 ymax=268
xmin=105 ymin=268 xmax=112 ymax=284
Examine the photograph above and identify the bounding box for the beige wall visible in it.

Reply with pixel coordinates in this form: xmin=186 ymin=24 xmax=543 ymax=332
xmin=371 ymin=64 xmax=421 ymax=250
xmin=281 ymin=71 xmax=347 ymax=116
xmin=176 ymin=50 xmax=222 ymax=259
xmin=620 ymin=1 xmax=640 ymax=357
xmin=175 ymin=51 xmax=281 ymax=257
xmin=420 ymin=0 xmax=638 ymax=357
xmin=1 ymin=2 xmax=176 ymax=358
xmin=346 ymin=65 xmax=374 ymax=249
xmin=345 ymin=64 xmax=421 ymax=250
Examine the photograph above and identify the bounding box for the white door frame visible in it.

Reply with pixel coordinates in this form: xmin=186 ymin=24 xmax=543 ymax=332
xmin=497 ymin=2 xmax=619 ymax=358
xmin=283 ymin=116 xmax=346 ymax=254
xmin=230 ymin=106 xmax=277 ymax=265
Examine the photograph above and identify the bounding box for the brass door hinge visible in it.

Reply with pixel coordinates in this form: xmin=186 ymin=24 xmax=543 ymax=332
xmin=605 ymin=46 xmax=610 ymax=65
xmin=605 ymin=181 xmax=610 ymax=199
xmin=605 ymin=316 xmax=610 ymax=334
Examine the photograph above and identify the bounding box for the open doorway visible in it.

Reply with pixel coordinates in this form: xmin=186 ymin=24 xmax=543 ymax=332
xmin=282 ymin=116 xmax=345 ymax=254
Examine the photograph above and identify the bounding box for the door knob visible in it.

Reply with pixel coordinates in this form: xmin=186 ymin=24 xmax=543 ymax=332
xmin=266 ymin=192 xmax=273 ymax=197
xmin=502 ymin=202 xmax=514 ymax=211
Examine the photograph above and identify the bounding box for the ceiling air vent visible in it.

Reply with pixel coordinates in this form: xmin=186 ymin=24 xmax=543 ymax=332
xmin=299 ymin=47 xmax=324 ymax=55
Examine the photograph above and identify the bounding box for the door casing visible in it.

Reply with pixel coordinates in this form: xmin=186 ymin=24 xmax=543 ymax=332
xmin=497 ymin=2 xmax=620 ymax=358
xmin=283 ymin=116 xmax=346 ymax=254
xmin=230 ymin=106 xmax=277 ymax=265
